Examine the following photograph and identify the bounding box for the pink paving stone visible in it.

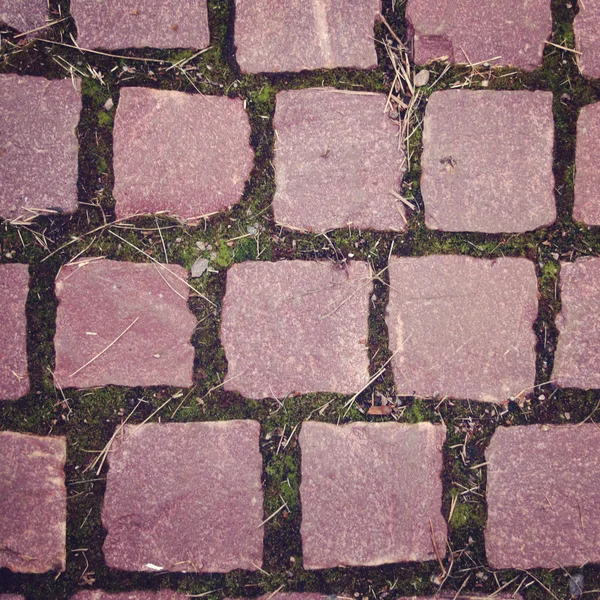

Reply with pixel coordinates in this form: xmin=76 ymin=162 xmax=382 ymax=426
xmin=575 ymin=1 xmax=600 ymax=79
xmin=0 ymin=596 xmax=25 ymax=600
xmin=574 ymin=102 xmax=600 ymax=225
xmin=0 ymin=432 xmax=66 ymax=573
xmin=0 ymin=0 xmax=47 ymax=35
xmin=0 ymin=264 xmax=30 ymax=400
xmin=386 ymin=256 xmax=538 ymax=403
xmin=397 ymin=590 xmax=523 ymax=600
xmin=273 ymin=88 xmax=406 ymax=233
xmin=70 ymin=0 xmax=209 ymax=50
xmin=300 ymin=422 xmax=447 ymax=569
xmin=0 ymin=75 xmax=81 ymax=221
xmin=102 ymin=421 xmax=263 ymax=573
xmin=234 ymin=0 xmax=381 ymax=74
xmin=221 ymin=260 xmax=371 ymax=399
xmin=552 ymin=258 xmax=600 ymax=389
xmin=421 ymin=90 xmax=556 ymax=233
xmin=485 ymin=424 xmax=600 ymax=569
xmin=72 ymin=592 xmax=188 ymax=600
xmin=53 ymin=259 xmax=196 ymax=390
xmin=406 ymin=0 xmax=552 ymax=70
xmin=112 ymin=87 xmax=253 ymax=222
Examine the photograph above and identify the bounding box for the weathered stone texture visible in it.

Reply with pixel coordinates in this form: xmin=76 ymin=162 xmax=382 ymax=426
xmin=102 ymin=421 xmax=264 ymax=572
xmin=0 ymin=75 xmax=81 ymax=221
xmin=553 ymin=258 xmax=600 ymax=389
xmin=0 ymin=0 xmax=47 ymax=35
xmin=300 ymin=422 xmax=447 ymax=568
xmin=0 ymin=432 xmax=66 ymax=573
xmin=221 ymin=260 xmax=371 ymax=399
xmin=421 ymin=90 xmax=555 ymax=233
xmin=386 ymin=256 xmax=538 ymax=403
xmin=406 ymin=0 xmax=552 ymax=70
xmin=234 ymin=0 xmax=381 ymax=73
xmin=575 ymin=1 xmax=600 ymax=78
xmin=54 ymin=259 xmax=196 ymax=389
xmin=113 ymin=87 xmax=253 ymax=221
xmin=72 ymin=592 xmax=188 ymax=600
xmin=273 ymin=88 xmax=405 ymax=232
xmin=574 ymin=102 xmax=600 ymax=225
xmin=0 ymin=264 xmax=30 ymax=400
xmin=485 ymin=425 xmax=600 ymax=568
xmin=70 ymin=0 xmax=210 ymax=50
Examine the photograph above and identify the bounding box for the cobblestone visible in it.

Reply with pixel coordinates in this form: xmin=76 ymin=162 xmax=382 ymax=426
xmin=0 ymin=432 xmax=66 ymax=573
xmin=102 ymin=421 xmax=264 ymax=572
xmin=300 ymin=422 xmax=447 ymax=568
xmin=386 ymin=256 xmax=538 ymax=402
xmin=54 ymin=259 xmax=196 ymax=389
xmin=273 ymin=88 xmax=406 ymax=232
xmin=553 ymin=258 xmax=600 ymax=389
xmin=221 ymin=260 xmax=371 ymax=399
xmin=421 ymin=90 xmax=555 ymax=233
xmin=0 ymin=75 xmax=81 ymax=221
xmin=574 ymin=102 xmax=600 ymax=225
xmin=0 ymin=264 xmax=29 ymax=400
xmin=485 ymin=424 xmax=600 ymax=568
xmin=113 ymin=87 xmax=253 ymax=221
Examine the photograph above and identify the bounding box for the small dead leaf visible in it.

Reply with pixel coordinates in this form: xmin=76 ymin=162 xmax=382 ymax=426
xmin=367 ymin=405 xmax=393 ymax=415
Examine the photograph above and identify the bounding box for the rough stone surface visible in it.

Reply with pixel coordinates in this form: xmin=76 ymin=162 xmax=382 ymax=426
xmin=421 ymin=90 xmax=556 ymax=233
xmin=300 ymin=422 xmax=447 ymax=569
xmin=398 ymin=596 xmax=522 ymax=600
xmin=553 ymin=258 xmax=600 ymax=389
xmin=0 ymin=264 xmax=30 ymax=400
xmin=485 ymin=424 xmax=600 ymax=568
xmin=113 ymin=87 xmax=253 ymax=221
xmin=0 ymin=0 xmax=47 ymax=34
xmin=574 ymin=102 xmax=600 ymax=225
xmin=102 ymin=421 xmax=263 ymax=572
xmin=273 ymin=88 xmax=406 ymax=232
xmin=575 ymin=1 xmax=600 ymax=78
xmin=228 ymin=596 xmax=334 ymax=600
xmin=70 ymin=0 xmax=210 ymax=50
xmin=406 ymin=0 xmax=552 ymax=70
xmin=54 ymin=259 xmax=196 ymax=389
xmin=72 ymin=592 xmax=188 ymax=600
xmin=386 ymin=256 xmax=538 ymax=403
xmin=234 ymin=0 xmax=381 ymax=73
xmin=221 ymin=260 xmax=371 ymax=399
xmin=0 ymin=75 xmax=81 ymax=221
xmin=0 ymin=596 xmax=25 ymax=600
xmin=0 ymin=432 xmax=66 ymax=573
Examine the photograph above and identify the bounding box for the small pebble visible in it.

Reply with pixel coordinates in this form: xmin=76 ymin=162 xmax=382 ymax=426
xmin=191 ymin=257 xmax=209 ymax=278
xmin=414 ymin=69 xmax=430 ymax=87
xmin=104 ymin=98 xmax=114 ymax=111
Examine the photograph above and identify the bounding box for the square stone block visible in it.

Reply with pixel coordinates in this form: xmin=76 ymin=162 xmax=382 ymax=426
xmin=553 ymin=258 xmax=600 ymax=389
xmin=575 ymin=1 xmax=600 ymax=78
xmin=0 ymin=0 xmax=47 ymax=35
xmin=0 ymin=75 xmax=81 ymax=221
xmin=54 ymin=259 xmax=196 ymax=389
xmin=0 ymin=264 xmax=30 ymax=400
xmin=113 ymin=87 xmax=253 ymax=221
xmin=221 ymin=260 xmax=371 ymax=399
xmin=406 ymin=0 xmax=552 ymax=70
xmin=300 ymin=421 xmax=447 ymax=568
xmin=421 ymin=90 xmax=555 ymax=233
xmin=0 ymin=432 xmax=66 ymax=573
xmin=273 ymin=88 xmax=405 ymax=232
xmin=70 ymin=0 xmax=209 ymax=50
xmin=485 ymin=424 xmax=600 ymax=568
xmin=386 ymin=256 xmax=538 ymax=403
xmin=102 ymin=421 xmax=263 ymax=572
xmin=234 ymin=0 xmax=380 ymax=73
xmin=574 ymin=102 xmax=600 ymax=225
xmin=72 ymin=592 xmax=188 ymax=600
